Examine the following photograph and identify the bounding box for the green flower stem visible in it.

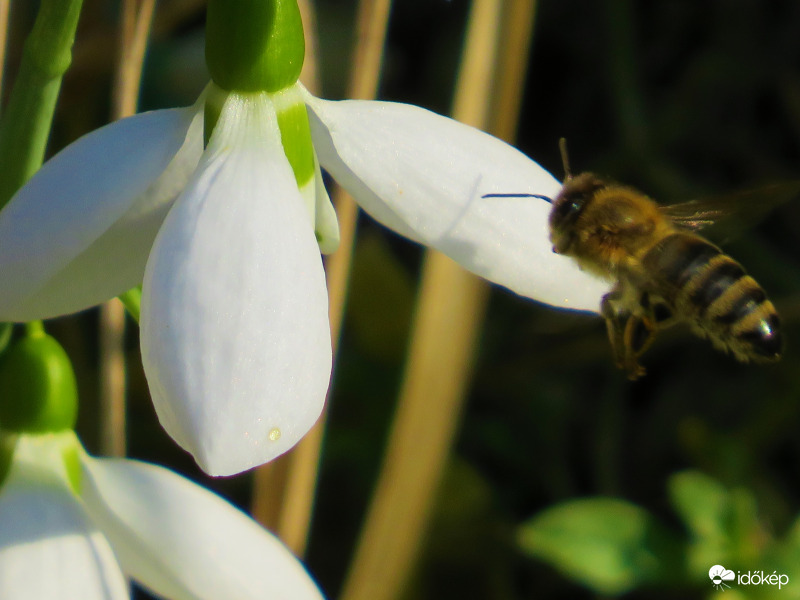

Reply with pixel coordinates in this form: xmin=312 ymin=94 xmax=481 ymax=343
xmin=0 ymin=0 xmax=84 ymax=210
xmin=24 ymin=321 xmax=45 ymax=338
xmin=0 ymin=322 xmax=12 ymax=354
xmin=118 ymin=286 xmax=142 ymax=324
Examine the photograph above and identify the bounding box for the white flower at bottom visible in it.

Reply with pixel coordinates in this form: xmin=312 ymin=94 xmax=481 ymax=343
xmin=0 ymin=432 xmax=323 ymax=600
xmin=0 ymin=436 xmax=127 ymax=599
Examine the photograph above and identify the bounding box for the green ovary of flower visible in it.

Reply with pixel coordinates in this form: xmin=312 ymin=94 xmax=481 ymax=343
xmin=205 ymin=0 xmax=305 ymax=93
xmin=0 ymin=331 xmax=78 ymax=433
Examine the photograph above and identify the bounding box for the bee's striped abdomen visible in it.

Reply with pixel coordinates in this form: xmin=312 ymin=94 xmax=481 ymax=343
xmin=643 ymin=232 xmax=782 ymax=362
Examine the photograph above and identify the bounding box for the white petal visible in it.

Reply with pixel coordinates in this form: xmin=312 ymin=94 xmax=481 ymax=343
xmin=0 ymin=436 xmax=127 ymax=600
xmin=0 ymin=101 xmax=204 ymax=321
xmin=141 ymin=92 xmax=332 ymax=476
xmin=80 ymin=455 xmax=324 ymax=600
xmin=306 ymin=96 xmax=609 ymax=312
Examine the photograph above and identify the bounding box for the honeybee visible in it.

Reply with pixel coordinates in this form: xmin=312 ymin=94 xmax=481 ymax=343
xmin=487 ymin=140 xmax=791 ymax=379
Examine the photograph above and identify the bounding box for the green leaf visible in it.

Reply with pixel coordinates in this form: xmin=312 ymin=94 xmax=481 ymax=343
xmin=781 ymin=515 xmax=800 ymax=559
xmin=670 ymin=471 xmax=730 ymax=540
xmin=669 ymin=471 xmax=765 ymax=577
xmin=518 ymin=497 xmax=682 ymax=595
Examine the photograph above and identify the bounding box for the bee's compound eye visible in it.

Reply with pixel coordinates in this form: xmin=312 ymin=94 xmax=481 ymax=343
xmin=550 ymin=174 xmax=606 ymax=228
xmin=553 ymin=193 xmax=587 ymax=225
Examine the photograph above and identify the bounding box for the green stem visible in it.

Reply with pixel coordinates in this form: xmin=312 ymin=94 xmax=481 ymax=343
xmin=118 ymin=286 xmax=142 ymax=324
xmin=0 ymin=322 xmax=12 ymax=354
xmin=0 ymin=0 xmax=84 ymax=210
xmin=24 ymin=321 xmax=45 ymax=338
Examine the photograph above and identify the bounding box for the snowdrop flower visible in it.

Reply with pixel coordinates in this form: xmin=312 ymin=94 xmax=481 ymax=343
xmin=0 ymin=433 xmax=324 ymax=600
xmin=0 ymin=330 xmax=323 ymax=600
xmin=0 ymin=0 xmax=606 ymax=475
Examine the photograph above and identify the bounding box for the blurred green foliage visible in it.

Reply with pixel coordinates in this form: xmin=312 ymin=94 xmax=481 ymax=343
xmin=5 ymin=0 xmax=800 ymax=598
xmin=519 ymin=496 xmax=682 ymax=594
xmin=519 ymin=471 xmax=800 ymax=599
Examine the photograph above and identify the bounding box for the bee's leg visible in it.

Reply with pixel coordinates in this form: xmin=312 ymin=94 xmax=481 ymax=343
xmin=600 ymin=288 xmax=628 ymax=370
xmin=621 ymin=315 xmax=657 ymax=380
xmin=641 ymin=291 xmax=676 ymax=328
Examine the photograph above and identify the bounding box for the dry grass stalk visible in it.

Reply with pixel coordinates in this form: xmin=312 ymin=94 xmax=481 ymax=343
xmin=338 ymin=0 xmax=539 ymax=597
xmin=100 ymin=0 xmax=156 ymax=458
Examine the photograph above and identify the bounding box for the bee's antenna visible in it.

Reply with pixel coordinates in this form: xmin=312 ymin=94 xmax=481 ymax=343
xmin=481 ymin=192 xmax=553 ymax=203
xmin=559 ymin=137 xmax=572 ymax=180
xmin=480 ymin=138 xmax=571 ymax=203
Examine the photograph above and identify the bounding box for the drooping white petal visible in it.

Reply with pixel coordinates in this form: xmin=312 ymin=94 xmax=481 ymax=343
xmin=141 ymin=91 xmax=331 ymax=476
xmin=80 ymin=455 xmax=324 ymax=600
xmin=0 ymin=435 xmax=127 ymax=600
xmin=0 ymin=100 xmax=204 ymax=321
xmin=305 ymin=96 xmax=609 ymax=312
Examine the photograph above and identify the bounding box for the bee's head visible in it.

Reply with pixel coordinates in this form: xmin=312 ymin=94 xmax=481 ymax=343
xmin=548 ymin=173 xmax=608 ymax=254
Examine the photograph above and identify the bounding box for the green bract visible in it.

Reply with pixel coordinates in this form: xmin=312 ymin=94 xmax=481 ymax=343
xmin=205 ymin=0 xmax=304 ymax=93
xmin=0 ymin=331 xmax=78 ymax=433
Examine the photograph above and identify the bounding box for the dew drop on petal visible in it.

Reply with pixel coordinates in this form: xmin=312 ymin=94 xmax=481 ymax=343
xmin=269 ymin=427 xmax=281 ymax=441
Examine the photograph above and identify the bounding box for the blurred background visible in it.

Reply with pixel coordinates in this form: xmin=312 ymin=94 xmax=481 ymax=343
xmin=5 ymin=0 xmax=800 ymax=598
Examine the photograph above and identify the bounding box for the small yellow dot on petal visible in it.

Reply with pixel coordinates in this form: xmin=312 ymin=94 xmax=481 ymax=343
xmin=268 ymin=428 xmax=281 ymax=442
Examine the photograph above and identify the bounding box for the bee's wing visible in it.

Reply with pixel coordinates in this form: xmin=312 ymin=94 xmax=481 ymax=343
xmin=660 ymin=181 xmax=800 ymax=238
